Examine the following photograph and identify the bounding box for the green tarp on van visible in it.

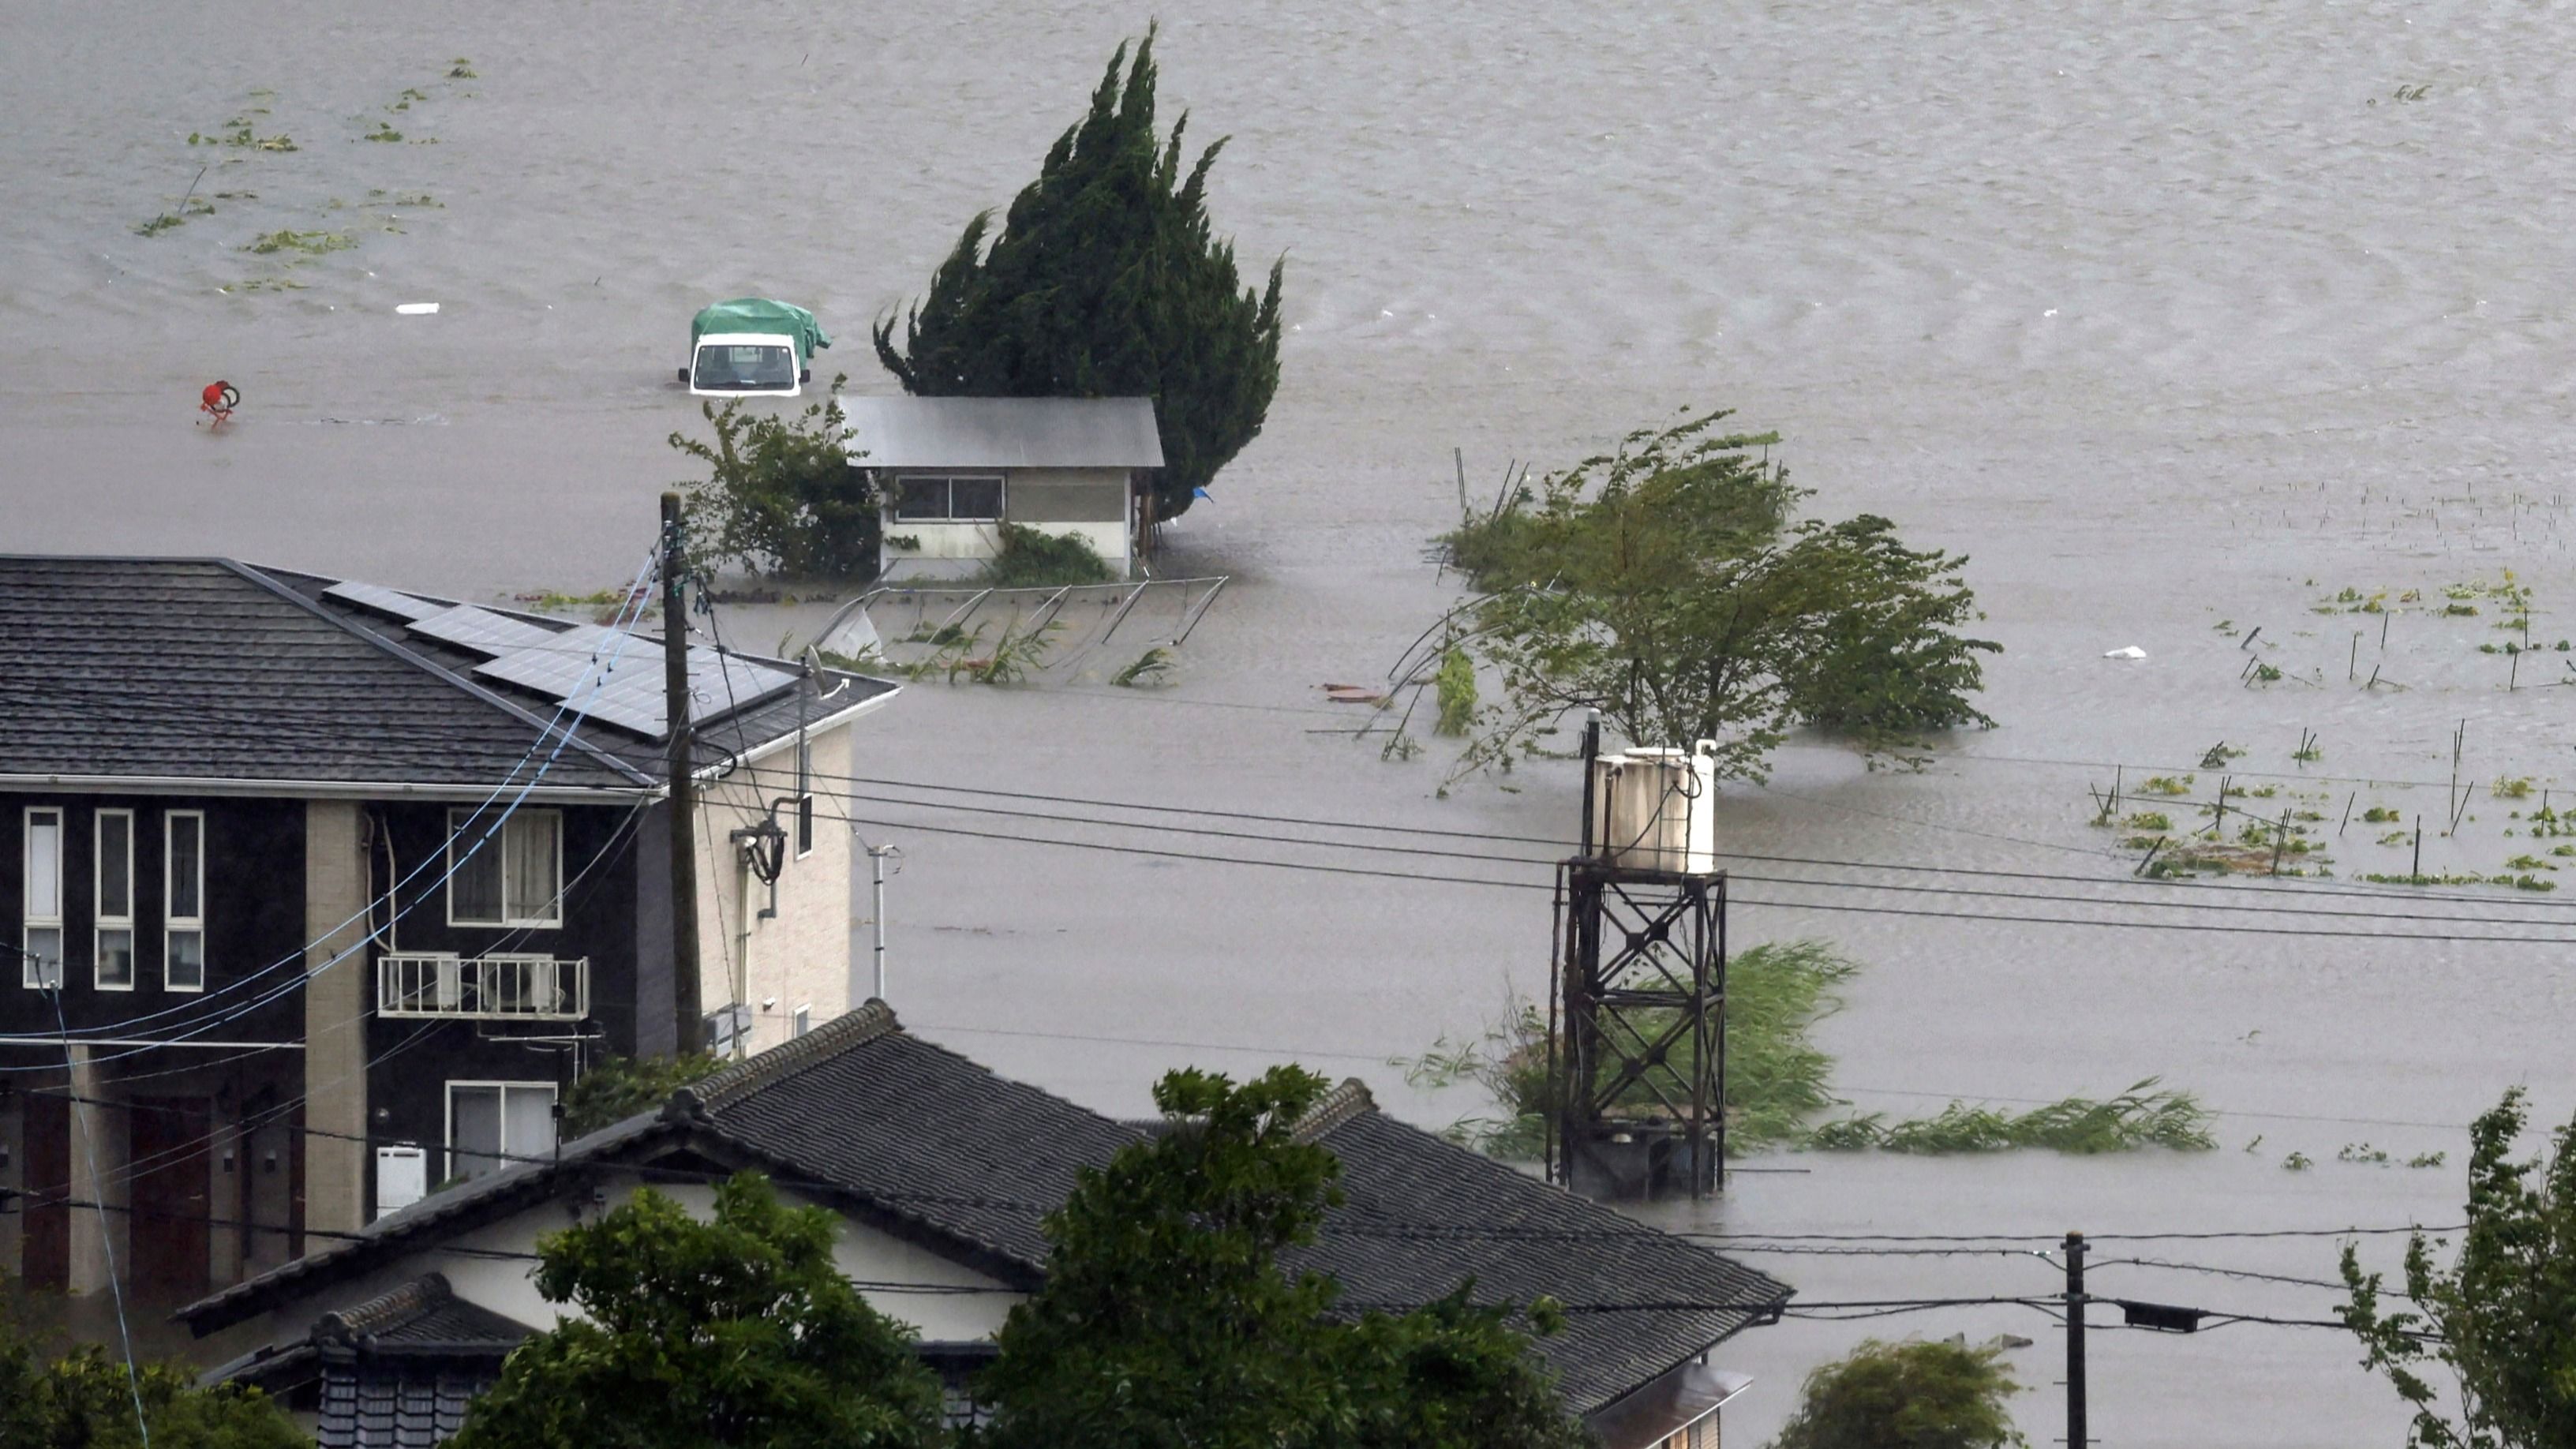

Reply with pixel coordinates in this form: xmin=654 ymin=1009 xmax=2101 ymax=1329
xmin=691 ymin=298 xmax=831 ymax=364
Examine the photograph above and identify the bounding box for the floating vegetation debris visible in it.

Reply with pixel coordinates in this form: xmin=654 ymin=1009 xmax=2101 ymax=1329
xmin=1434 ymin=646 xmax=1477 ymax=736
xmin=242 ymin=228 xmax=355 ymax=255
xmin=1400 ymin=942 xmax=2215 ymax=1159
xmin=1806 ymin=1080 xmax=2215 ymax=1155
xmin=447 ymin=57 xmax=478 ymax=78
xmin=2284 ymin=1151 xmax=2314 ymax=1171
xmin=133 ymin=214 xmax=185 ymax=237
xmin=2362 ymin=806 xmax=2402 ymax=823
xmin=2360 ymin=870 xmax=2557 ymax=893
xmin=362 ymin=120 xmax=403 ymax=143
xmin=2140 ymin=775 xmax=2193 ymax=796
xmin=1110 ymin=647 xmax=1174 ymax=687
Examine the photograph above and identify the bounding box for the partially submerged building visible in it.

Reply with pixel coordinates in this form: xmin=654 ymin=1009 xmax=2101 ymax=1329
xmin=844 ymin=395 xmax=1164 ymax=582
xmin=0 ymin=556 xmax=896 ymax=1300
xmin=189 ymin=1004 xmax=1789 ymax=1449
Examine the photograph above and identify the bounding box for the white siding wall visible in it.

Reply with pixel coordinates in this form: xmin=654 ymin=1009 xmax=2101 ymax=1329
xmin=239 ymin=1173 xmax=1020 ymax=1350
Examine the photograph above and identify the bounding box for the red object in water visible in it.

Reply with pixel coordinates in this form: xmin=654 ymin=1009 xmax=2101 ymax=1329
xmin=199 ymin=380 xmax=238 ymax=425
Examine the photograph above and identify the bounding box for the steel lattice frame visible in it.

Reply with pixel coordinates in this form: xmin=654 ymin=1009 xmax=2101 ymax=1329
xmin=1549 ymin=862 xmax=1727 ymax=1199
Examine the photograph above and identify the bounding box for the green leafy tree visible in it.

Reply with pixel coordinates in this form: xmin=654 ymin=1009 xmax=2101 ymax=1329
xmin=1439 ymin=409 xmax=1997 ymax=779
xmin=2338 ymin=1087 xmax=2576 ymax=1448
xmin=1769 ymin=1339 xmax=2024 ymax=1449
xmin=873 ymin=28 xmax=1284 ymax=526
xmin=975 ymin=1065 xmax=1589 ymax=1449
xmin=560 ymin=1050 xmax=718 ymax=1136
xmin=672 ymin=380 xmax=878 ymax=579
xmin=0 ymin=1305 xmax=305 ymax=1449
xmin=449 ymin=1173 xmax=942 ymax=1449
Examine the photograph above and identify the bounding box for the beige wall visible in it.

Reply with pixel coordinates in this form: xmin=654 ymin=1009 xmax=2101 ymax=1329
xmin=303 ymin=800 xmax=369 ymax=1237
xmin=691 ymin=721 xmax=857 ymax=1057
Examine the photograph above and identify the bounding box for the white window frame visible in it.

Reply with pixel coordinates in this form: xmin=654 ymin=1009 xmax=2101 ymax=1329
xmin=443 ymin=1080 xmax=559 ymax=1181
xmin=444 ymin=808 xmax=566 ymax=929
xmin=792 ymin=1004 xmax=812 ymax=1038
xmin=892 ymin=473 xmax=1005 ymax=523
xmin=21 ymin=807 xmax=64 ymax=989
xmin=94 ymin=807 xmax=136 ymax=991
xmin=164 ymin=810 xmax=207 ymax=993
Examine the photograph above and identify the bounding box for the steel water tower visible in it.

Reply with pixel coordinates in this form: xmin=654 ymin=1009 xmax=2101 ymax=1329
xmin=1548 ymin=719 xmax=1728 ymax=1200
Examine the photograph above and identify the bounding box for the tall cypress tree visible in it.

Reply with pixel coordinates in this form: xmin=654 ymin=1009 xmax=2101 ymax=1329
xmin=873 ymin=28 xmax=1284 ymax=525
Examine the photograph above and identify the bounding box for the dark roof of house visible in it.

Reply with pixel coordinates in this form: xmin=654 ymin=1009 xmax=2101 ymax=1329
xmin=317 ymin=1363 xmax=501 ymax=1449
xmin=841 ymin=395 xmax=1164 ymax=470
xmin=0 ymin=556 xmax=894 ymax=794
xmin=182 ymin=1005 xmax=1788 ymax=1420
xmin=315 ymin=1273 xmax=534 ymax=1355
xmin=1291 ymin=1088 xmax=1788 ymax=1415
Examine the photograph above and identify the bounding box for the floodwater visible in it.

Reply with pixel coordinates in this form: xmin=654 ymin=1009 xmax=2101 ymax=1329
xmin=7 ymin=0 xmax=2576 ymax=1441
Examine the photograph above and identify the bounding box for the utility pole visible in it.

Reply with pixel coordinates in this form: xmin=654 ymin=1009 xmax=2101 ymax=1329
xmin=662 ymin=492 xmax=704 ymax=1055
xmin=862 ymin=842 xmax=899 ymax=1002
xmin=2065 ymin=1230 xmax=2088 ymax=1449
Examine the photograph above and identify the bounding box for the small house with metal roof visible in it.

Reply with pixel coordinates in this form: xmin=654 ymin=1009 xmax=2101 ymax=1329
xmin=841 ymin=395 xmax=1164 ymax=582
xmin=0 ymin=556 xmax=897 ymax=1305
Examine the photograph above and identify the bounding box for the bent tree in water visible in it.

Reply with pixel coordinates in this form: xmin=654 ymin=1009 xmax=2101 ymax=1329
xmin=1440 ymin=408 xmax=1998 ymax=779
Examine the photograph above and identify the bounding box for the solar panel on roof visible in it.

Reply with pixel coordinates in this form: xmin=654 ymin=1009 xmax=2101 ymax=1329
xmin=407 ymin=605 xmax=560 ymax=656
xmin=323 ymin=580 xmax=444 ymax=622
xmin=466 ymin=626 xmax=800 ymax=739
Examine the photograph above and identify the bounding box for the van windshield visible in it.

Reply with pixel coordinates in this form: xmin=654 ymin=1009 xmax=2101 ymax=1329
xmin=693 ymin=344 xmax=796 ymax=391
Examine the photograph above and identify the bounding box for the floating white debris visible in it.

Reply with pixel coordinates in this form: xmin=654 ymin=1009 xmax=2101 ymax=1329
xmin=2102 ymin=646 xmax=2147 ymax=660
xmin=395 ymin=302 xmax=440 ymax=315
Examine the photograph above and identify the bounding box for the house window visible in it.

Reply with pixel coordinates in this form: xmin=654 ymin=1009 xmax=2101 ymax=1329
xmin=21 ymin=808 xmax=63 ymax=989
xmin=447 ymin=809 xmax=563 ymax=927
xmin=95 ymin=809 xmax=135 ymax=990
xmin=793 ymin=1004 xmax=812 ymax=1038
xmin=165 ymin=811 xmax=206 ymax=992
xmin=446 ymin=1081 xmax=557 ymax=1182
xmin=893 ymin=474 xmax=1005 ymax=522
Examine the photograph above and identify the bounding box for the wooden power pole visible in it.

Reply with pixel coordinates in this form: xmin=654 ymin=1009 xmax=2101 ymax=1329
xmin=2065 ymin=1230 xmax=2088 ymax=1448
xmin=661 ymin=492 xmax=704 ymax=1055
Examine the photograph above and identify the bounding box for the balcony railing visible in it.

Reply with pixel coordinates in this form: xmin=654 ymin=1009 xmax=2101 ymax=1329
xmin=378 ymin=952 xmax=588 ymax=1020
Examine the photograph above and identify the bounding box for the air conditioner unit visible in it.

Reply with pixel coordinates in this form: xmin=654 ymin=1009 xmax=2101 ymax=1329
xmin=376 ymin=1144 xmax=428 ymax=1220
xmin=1590 ymin=742 xmax=1720 ymax=875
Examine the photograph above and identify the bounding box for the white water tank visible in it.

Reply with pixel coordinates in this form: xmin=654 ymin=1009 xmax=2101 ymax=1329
xmin=375 ymin=1145 xmax=427 ymax=1220
xmin=1591 ymin=742 xmax=1720 ymax=874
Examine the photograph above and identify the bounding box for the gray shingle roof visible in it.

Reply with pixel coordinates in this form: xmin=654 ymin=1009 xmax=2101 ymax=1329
xmin=841 ymin=396 xmax=1164 ymax=470
xmin=317 ymin=1362 xmax=500 ymax=1449
xmin=0 ymin=556 xmax=895 ymax=793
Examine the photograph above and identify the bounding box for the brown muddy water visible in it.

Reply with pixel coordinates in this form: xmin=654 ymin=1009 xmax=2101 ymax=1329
xmin=6 ymin=0 xmax=2575 ymax=1440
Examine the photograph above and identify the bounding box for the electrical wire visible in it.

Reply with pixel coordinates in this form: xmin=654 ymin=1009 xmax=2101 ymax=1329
xmin=738 ymin=759 xmax=2576 ymax=916
xmin=808 ymin=803 xmax=2576 ymax=945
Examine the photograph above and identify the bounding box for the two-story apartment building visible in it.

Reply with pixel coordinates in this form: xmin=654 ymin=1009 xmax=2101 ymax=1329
xmin=0 ymin=556 xmax=895 ymax=1302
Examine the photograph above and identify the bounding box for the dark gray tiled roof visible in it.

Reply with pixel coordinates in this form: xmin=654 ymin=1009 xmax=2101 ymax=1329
xmin=1296 ymin=1095 xmax=1789 ymax=1416
xmin=0 ymin=556 xmax=894 ymax=792
xmin=684 ymin=1005 xmax=1143 ymax=1275
xmin=320 ymin=1273 xmax=534 ymax=1353
xmin=188 ymin=1006 xmax=1784 ymax=1421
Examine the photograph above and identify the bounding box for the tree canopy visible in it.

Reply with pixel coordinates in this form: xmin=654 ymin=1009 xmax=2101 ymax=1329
xmin=0 ymin=1308 xmax=305 ymax=1449
xmin=973 ymin=1065 xmax=1589 ymax=1449
xmin=2338 ymin=1087 xmax=2576 ymax=1449
xmin=873 ymin=28 xmax=1284 ymax=526
xmin=1437 ymin=409 xmax=1996 ymax=778
xmin=671 ymin=380 xmax=878 ymax=580
xmin=1768 ymin=1338 xmax=2024 ymax=1449
xmin=448 ymin=1172 xmax=943 ymax=1449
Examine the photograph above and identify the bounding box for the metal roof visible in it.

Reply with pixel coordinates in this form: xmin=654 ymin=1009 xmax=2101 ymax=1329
xmin=841 ymin=395 xmax=1164 ymax=470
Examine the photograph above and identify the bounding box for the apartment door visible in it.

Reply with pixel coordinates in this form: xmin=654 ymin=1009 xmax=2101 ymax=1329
xmin=129 ymin=1097 xmax=212 ymax=1295
xmin=21 ymin=1090 xmax=70 ymax=1289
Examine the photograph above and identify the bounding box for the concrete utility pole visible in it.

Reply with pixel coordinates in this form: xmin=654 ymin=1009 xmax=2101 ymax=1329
xmin=860 ymin=842 xmax=899 ymax=1003
xmin=662 ymin=492 xmax=704 ymax=1055
xmin=2065 ymin=1230 xmax=2088 ymax=1449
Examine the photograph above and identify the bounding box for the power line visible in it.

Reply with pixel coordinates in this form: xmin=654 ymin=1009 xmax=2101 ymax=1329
xmin=813 ymin=805 xmax=2576 ymax=945
xmin=745 ymin=759 xmax=2576 ymax=915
